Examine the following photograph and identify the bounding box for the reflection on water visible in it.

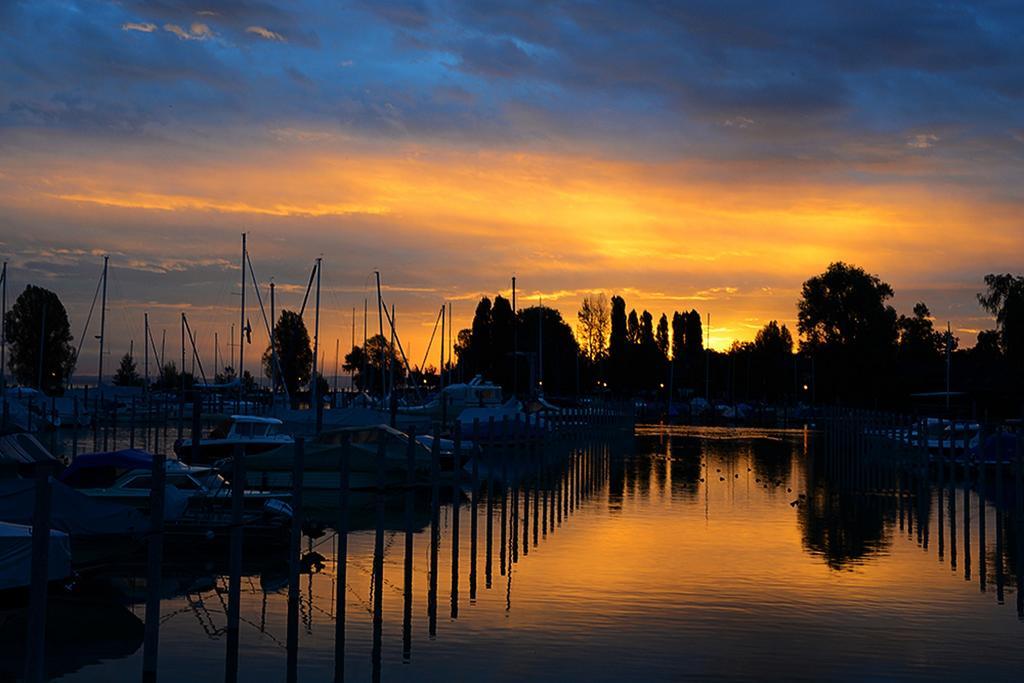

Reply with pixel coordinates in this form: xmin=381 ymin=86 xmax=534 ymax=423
xmin=45 ymin=425 xmax=1024 ymax=681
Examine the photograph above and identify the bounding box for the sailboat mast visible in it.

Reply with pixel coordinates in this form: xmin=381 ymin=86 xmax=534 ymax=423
xmin=1 ymin=261 xmax=6 ymax=392
xmin=375 ymin=271 xmax=384 ymax=404
xmin=313 ymin=257 xmax=322 ymax=427
xmin=97 ymin=255 xmax=108 ymax=387
xmin=439 ymin=303 xmax=445 ymax=390
xmin=239 ymin=233 xmax=246 ymax=408
xmin=512 ymin=276 xmax=516 ymax=396
xmin=538 ymin=296 xmax=543 ymax=393
xmin=144 ymin=313 xmax=149 ymax=397
xmin=270 ymin=281 xmax=277 ymax=405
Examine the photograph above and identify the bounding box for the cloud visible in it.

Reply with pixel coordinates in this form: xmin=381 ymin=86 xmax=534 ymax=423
xmin=246 ymin=25 xmax=285 ymax=42
xmin=163 ymin=22 xmax=213 ymax=40
xmin=907 ymin=134 xmax=940 ymax=149
xmin=121 ymin=22 xmax=157 ymax=33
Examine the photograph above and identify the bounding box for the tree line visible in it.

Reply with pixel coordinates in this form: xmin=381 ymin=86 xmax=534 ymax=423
xmin=3 ymin=262 xmax=1023 ymax=413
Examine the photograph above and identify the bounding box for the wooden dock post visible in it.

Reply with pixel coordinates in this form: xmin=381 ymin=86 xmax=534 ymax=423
xmin=225 ymin=444 xmax=244 ymax=683
xmin=286 ymin=437 xmax=304 ymax=683
xmin=428 ymin=425 xmax=440 ymax=637
xmin=484 ymin=417 xmax=494 ymax=590
xmin=335 ymin=436 xmax=352 ymax=679
xmin=469 ymin=421 xmax=479 ymax=602
xmin=24 ymin=463 xmax=52 ymax=683
xmin=371 ymin=437 xmax=385 ymax=682
xmin=401 ymin=429 xmax=413 ymax=663
xmin=450 ymin=421 xmax=461 ymax=618
xmin=142 ymin=449 xmax=166 ymax=682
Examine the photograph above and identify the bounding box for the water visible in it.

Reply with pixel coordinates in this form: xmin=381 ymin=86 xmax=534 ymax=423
xmin=28 ymin=425 xmax=1024 ymax=681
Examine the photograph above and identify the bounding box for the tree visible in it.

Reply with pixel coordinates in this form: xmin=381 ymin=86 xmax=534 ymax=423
xmin=608 ymin=295 xmax=628 ymax=392
xmin=896 ymin=303 xmax=947 ymax=361
xmin=797 ymin=262 xmax=898 ymax=402
xmin=154 ymin=362 xmax=194 ymax=391
xmin=671 ymin=311 xmax=685 ymax=361
xmin=468 ymin=297 xmax=493 ymax=377
xmin=684 ymin=310 xmax=703 ymax=355
xmin=627 ymin=309 xmax=641 ymax=345
xmin=518 ymin=305 xmax=581 ymax=395
xmin=489 ymin=295 xmax=515 ymax=384
xmin=753 ymin=320 xmax=794 ymax=356
xmin=656 ymin=314 xmax=669 ymax=357
xmin=262 ymin=310 xmax=312 ymax=402
xmin=797 ymin=262 xmax=897 ymax=351
xmin=978 ymin=273 xmax=1024 ymax=367
xmin=113 ymin=352 xmax=141 ymax=386
xmin=577 ymin=294 xmax=610 ymax=361
xmin=343 ymin=334 xmax=404 ymax=393
xmin=3 ymin=285 xmax=75 ymax=394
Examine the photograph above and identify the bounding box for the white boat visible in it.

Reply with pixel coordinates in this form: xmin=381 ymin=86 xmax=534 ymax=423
xmin=173 ymin=415 xmax=293 ymax=464
xmin=0 ymin=522 xmax=72 ymax=591
xmin=401 ymin=375 xmax=504 ymax=420
xmin=58 ymin=449 xmax=286 ymax=520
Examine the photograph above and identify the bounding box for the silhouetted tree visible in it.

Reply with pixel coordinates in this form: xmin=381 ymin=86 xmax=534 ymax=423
xmin=154 ymin=362 xmax=194 ymax=391
xmin=671 ymin=312 xmax=685 ymax=360
xmin=262 ymin=310 xmax=312 ymax=403
xmin=490 ymin=295 xmax=515 ymax=384
xmin=577 ymin=293 xmax=610 ymax=361
xmin=753 ymin=320 xmax=794 ymax=356
xmin=897 ymin=303 xmax=948 ymax=361
xmin=684 ymin=310 xmax=703 ymax=355
xmin=609 ymin=295 xmax=628 ymax=392
xmin=797 ymin=262 xmax=897 ymax=403
xmin=518 ymin=305 xmax=580 ymax=395
xmin=468 ymin=297 xmax=493 ymax=376
xmin=978 ymin=273 xmax=1024 ymax=368
xmin=113 ymin=352 xmax=141 ymax=387
xmin=3 ymin=285 xmax=75 ymax=394
xmin=343 ymin=334 xmax=404 ymax=393
xmin=656 ymin=314 xmax=669 ymax=357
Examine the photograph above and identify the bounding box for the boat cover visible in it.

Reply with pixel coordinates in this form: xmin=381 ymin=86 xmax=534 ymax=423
xmin=0 ymin=479 xmax=148 ymax=538
xmin=0 ymin=433 xmax=60 ymax=466
xmin=0 ymin=521 xmax=71 ymax=590
xmin=58 ymin=449 xmax=155 ymax=483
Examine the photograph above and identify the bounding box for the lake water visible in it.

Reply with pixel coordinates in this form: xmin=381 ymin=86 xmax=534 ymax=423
xmin=34 ymin=425 xmax=1024 ymax=681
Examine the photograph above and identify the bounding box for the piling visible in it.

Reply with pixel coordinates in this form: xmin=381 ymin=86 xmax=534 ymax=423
xmin=371 ymin=437 xmax=385 ymax=682
xmin=142 ymin=449 xmax=166 ymax=682
xmin=469 ymin=423 xmax=479 ymax=602
xmin=286 ymin=437 xmax=304 ymax=683
xmin=333 ymin=434 xmax=350 ymax=681
xmin=24 ymin=464 xmax=52 ymax=683
xmin=428 ymin=426 xmax=440 ymax=637
xmin=484 ymin=418 xmax=494 ymax=589
xmin=450 ymin=422 xmax=461 ymax=618
xmin=401 ymin=429 xmax=414 ymax=663
xmin=225 ymin=445 xmax=244 ymax=683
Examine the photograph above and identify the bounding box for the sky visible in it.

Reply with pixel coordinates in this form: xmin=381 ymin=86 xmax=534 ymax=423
xmin=1 ymin=1 xmax=1023 ymax=378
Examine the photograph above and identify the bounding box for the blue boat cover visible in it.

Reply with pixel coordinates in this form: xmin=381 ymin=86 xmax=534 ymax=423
xmin=58 ymin=449 xmax=154 ymax=483
xmin=971 ymin=433 xmax=1022 ymax=461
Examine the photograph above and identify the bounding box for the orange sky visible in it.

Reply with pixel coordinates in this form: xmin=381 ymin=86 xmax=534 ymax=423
xmin=1 ymin=130 xmax=1018 ymax=374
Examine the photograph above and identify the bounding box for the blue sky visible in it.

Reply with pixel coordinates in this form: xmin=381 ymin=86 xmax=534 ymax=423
xmin=1 ymin=1 xmax=1023 ymax=372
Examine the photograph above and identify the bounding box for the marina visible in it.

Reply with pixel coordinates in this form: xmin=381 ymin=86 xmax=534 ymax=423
xmin=1 ymin=411 xmax=1023 ymax=681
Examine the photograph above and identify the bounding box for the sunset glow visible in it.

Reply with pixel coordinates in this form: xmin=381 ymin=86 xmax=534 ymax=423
xmin=2 ymin=1 xmax=1021 ymax=371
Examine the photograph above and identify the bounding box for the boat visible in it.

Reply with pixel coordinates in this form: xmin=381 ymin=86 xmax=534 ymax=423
xmin=240 ymin=424 xmax=439 ymax=493
xmin=0 ymin=432 xmax=62 ymax=476
xmin=0 ymin=522 xmax=72 ymax=593
xmin=58 ymin=449 xmax=288 ymax=520
xmin=400 ymin=375 xmax=504 ymax=421
xmin=173 ymin=415 xmax=293 ymax=464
